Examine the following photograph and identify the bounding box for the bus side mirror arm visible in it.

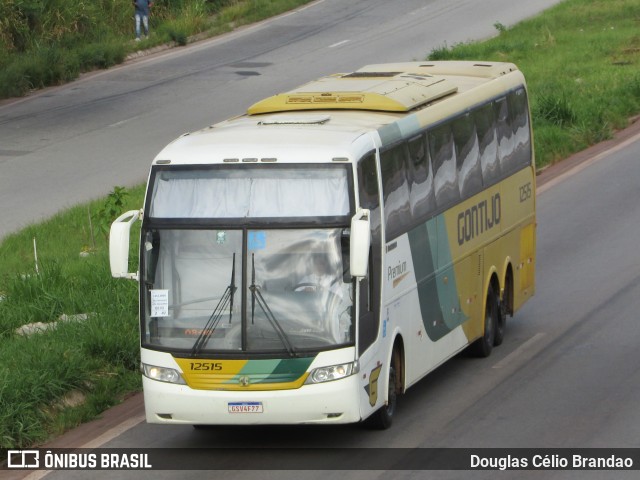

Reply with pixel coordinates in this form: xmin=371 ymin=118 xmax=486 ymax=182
xmin=350 ymin=209 xmax=371 ymax=278
xmin=109 ymin=209 xmax=142 ymax=280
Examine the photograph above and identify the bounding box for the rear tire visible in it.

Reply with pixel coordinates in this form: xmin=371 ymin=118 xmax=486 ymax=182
xmin=472 ymin=284 xmax=498 ymax=357
xmin=494 ymin=293 xmax=507 ymax=347
xmin=494 ymin=303 xmax=506 ymax=347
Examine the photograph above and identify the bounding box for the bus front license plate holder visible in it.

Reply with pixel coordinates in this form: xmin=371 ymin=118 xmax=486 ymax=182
xmin=228 ymin=402 xmax=264 ymax=413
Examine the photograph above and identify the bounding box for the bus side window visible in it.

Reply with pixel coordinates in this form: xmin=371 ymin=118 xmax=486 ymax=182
xmin=495 ymin=97 xmax=516 ymax=175
xmin=452 ymin=113 xmax=482 ymax=199
xmin=508 ymin=88 xmax=532 ymax=170
xmin=475 ymin=103 xmax=501 ymax=187
xmin=380 ymin=144 xmax=411 ymax=240
xmin=357 ymin=152 xmax=381 ymax=355
xmin=407 ymin=133 xmax=436 ymax=222
xmin=429 ymin=123 xmax=460 ymax=210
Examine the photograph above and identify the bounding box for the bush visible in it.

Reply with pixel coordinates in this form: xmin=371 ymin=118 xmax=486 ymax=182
xmin=78 ymin=42 xmax=127 ymax=70
xmin=0 ymin=0 xmax=317 ymax=99
xmin=534 ymin=92 xmax=577 ymax=127
xmin=0 ymin=62 xmax=31 ymax=97
xmin=428 ymin=44 xmax=455 ymax=61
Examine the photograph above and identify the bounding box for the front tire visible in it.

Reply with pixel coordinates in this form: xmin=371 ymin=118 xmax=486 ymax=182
xmin=495 ymin=271 xmax=512 ymax=346
xmin=366 ymin=350 xmax=400 ymax=429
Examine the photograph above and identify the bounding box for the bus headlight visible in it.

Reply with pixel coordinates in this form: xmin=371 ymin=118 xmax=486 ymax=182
xmin=141 ymin=363 xmax=186 ymax=385
xmin=305 ymin=361 xmax=359 ymax=384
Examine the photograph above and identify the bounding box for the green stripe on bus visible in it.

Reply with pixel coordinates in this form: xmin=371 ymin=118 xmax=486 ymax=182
xmin=408 ymin=216 xmax=467 ymax=341
xmin=238 ymin=357 xmax=314 ymax=384
xmin=435 ymin=216 xmax=467 ymax=331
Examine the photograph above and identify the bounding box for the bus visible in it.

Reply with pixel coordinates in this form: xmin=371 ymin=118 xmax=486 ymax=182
xmin=110 ymin=61 xmax=536 ymax=429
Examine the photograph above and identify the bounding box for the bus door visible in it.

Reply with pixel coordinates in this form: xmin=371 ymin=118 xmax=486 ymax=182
xmin=355 ymin=151 xmax=384 ymax=415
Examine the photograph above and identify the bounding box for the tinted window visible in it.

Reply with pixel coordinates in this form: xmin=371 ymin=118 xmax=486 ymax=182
xmin=495 ymin=97 xmax=516 ymax=175
xmin=358 ymin=152 xmax=380 ymax=212
xmin=380 ymin=144 xmax=411 ymax=239
xmin=452 ymin=113 xmax=483 ymax=199
xmin=407 ymin=133 xmax=436 ymax=221
xmin=508 ymin=88 xmax=532 ymax=170
xmin=474 ymin=103 xmax=501 ymax=186
xmin=357 ymin=151 xmax=382 ymax=249
xmin=429 ymin=123 xmax=460 ymax=209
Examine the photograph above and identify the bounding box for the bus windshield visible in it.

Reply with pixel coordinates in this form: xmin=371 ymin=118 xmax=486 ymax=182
xmin=149 ymin=166 xmax=350 ymax=218
xmin=141 ymin=228 xmax=354 ymax=354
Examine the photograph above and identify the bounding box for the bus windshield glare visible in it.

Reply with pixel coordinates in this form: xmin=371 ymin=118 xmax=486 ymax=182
xmin=142 ymin=228 xmax=353 ymax=353
xmin=141 ymin=165 xmax=354 ymax=354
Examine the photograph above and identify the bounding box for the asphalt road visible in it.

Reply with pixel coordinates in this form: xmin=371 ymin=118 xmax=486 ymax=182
xmin=6 ymin=0 xmax=640 ymax=479
xmin=20 ymin=118 xmax=640 ymax=480
xmin=0 ymin=0 xmax=563 ymax=239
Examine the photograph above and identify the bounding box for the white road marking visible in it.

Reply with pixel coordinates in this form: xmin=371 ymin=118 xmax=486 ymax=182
xmin=108 ymin=117 xmax=139 ymax=128
xmin=492 ymin=332 xmax=546 ymax=369
xmin=23 ymin=414 xmax=146 ymax=479
xmin=329 ymin=40 xmax=350 ymax=48
xmin=280 ymin=0 xmax=326 ymax=18
xmin=81 ymin=414 xmax=146 ymax=449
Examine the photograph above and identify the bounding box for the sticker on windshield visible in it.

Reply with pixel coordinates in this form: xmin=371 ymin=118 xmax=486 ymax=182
xmin=150 ymin=289 xmax=169 ymax=317
xmin=216 ymin=231 xmax=226 ymax=244
xmin=248 ymin=231 xmax=266 ymax=250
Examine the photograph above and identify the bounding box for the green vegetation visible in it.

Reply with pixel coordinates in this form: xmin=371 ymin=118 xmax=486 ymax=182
xmin=0 ymin=186 xmax=144 ymax=449
xmin=1 ymin=0 xmax=640 ymax=450
xmin=427 ymin=0 xmax=640 ymax=167
xmin=0 ymin=0 xmax=315 ymax=99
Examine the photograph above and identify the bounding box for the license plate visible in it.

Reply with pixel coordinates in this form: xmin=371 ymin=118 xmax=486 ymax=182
xmin=228 ymin=402 xmax=263 ymax=413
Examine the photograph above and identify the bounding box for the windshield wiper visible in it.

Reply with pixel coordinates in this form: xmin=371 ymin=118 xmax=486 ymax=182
xmin=249 ymin=253 xmax=297 ymax=358
xmin=191 ymin=253 xmax=236 ymax=356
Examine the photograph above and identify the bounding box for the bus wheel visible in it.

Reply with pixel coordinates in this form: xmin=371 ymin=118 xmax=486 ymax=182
xmin=472 ymin=285 xmax=498 ymax=357
xmin=366 ymin=350 xmax=399 ymax=430
xmin=494 ymin=292 xmax=508 ymax=347
xmin=494 ymin=301 xmax=506 ymax=347
xmin=495 ymin=270 xmax=512 ymax=346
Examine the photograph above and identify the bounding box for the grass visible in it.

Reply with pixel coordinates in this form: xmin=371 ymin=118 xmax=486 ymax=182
xmin=0 ymin=186 xmax=144 ymax=449
xmin=0 ymin=0 xmax=316 ymax=99
xmin=426 ymin=0 xmax=640 ymax=168
xmin=1 ymin=0 xmax=640 ymax=451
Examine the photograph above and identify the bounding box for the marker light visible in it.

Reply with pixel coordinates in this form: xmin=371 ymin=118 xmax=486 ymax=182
xmin=305 ymin=361 xmax=359 ymax=384
xmin=141 ymin=363 xmax=186 ymax=385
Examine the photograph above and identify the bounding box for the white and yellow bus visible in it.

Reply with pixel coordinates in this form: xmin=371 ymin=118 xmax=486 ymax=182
xmin=110 ymin=61 xmax=535 ymax=428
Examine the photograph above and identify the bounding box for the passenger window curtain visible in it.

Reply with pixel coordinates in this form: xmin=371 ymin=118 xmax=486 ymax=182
xmin=150 ymin=171 xmax=349 ymax=218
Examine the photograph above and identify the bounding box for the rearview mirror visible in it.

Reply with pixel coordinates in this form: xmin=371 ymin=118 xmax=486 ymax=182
xmin=109 ymin=210 xmax=141 ymax=280
xmin=350 ymin=209 xmax=370 ymax=278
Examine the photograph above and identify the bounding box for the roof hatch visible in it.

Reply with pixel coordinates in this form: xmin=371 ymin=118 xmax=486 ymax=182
xmin=247 ymin=71 xmax=458 ymax=115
